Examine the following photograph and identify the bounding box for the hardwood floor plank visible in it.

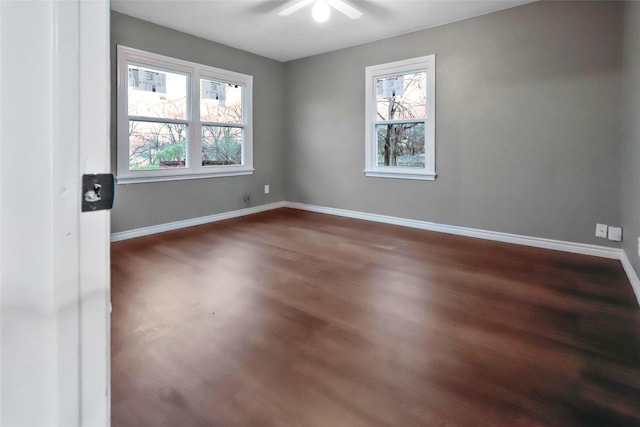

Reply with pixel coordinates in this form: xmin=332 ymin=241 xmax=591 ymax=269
xmin=111 ymin=208 xmax=640 ymax=426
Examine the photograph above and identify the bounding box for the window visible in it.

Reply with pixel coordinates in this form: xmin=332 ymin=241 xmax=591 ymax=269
xmin=117 ymin=46 xmax=253 ymax=183
xmin=364 ymin=55 xmax=435 ymax=180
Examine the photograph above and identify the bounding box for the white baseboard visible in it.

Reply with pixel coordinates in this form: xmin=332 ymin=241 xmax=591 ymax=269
xmin=620 ymin=251 xmax=640 ymax=306
xmin=285 ymin=202 xmax=640 ymax=306
xmin=284 ymin=202 xmax=622 ymax=259
xmin=110 ymin=201 xmax=286 ymax=242
xmin=109 ymin=199 xmax=640 ymax=306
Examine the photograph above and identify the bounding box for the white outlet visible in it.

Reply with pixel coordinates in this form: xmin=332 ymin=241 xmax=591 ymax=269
xmin=608 ymin=226 xmax=622 ymax=242
xmin=264 ymin=184 xmax=270 ymax=194
xmin=637 ymin=237 xmax=640 ymax=257
xmin=595 ymin=223 xmax=608 ymax=238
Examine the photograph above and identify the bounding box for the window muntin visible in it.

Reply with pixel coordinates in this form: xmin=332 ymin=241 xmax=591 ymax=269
xmin=199 ymin=78 xmax=244 ymax=167
xmin=117 ymin=46 xmax=253 ymax=184
xmin=365 ymin=55 xmax=435 ymax=180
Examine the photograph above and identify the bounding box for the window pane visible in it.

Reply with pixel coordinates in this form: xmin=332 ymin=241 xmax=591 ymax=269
xmin=376 ymin=123 xmax=425 ymax=167
xmin=128 ymin=65 xmax=188 ymax=120
xmin=202 ymin=125 xmax=242 ymax=166
xmin=376 ymin=72 xmax=426 ymax=121
xmin=129 ymin=120 xmax=187 ymax=170
xmin=200 ymin=79 xmax=243 ymax=124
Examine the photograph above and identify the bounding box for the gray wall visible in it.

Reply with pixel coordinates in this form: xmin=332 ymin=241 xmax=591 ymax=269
xmin=110 ymin=12 xmax=287 ymax=233
xmin=112 ymin=2 xmax=633 ymax=255
xmin=285 ymin=1 xmax=624 ymax=246
xmin=622 ymin=1 xmax=640 ymax=273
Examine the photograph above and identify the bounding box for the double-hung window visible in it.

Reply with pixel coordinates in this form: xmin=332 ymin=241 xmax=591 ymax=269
xmin=364 ymin=55 xmax=436 ymax=180
xmin=117 ymin=46 xmax=253 ymax=183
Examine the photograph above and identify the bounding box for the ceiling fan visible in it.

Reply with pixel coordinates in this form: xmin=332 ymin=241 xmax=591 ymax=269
xmin=278 ymin=0 xmax=363 ymax=23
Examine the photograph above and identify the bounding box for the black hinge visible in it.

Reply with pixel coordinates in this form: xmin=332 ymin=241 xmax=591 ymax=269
xmin=82 ymin=174 xmax=114 ymax=212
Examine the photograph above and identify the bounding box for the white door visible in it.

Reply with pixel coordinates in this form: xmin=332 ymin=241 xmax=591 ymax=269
xmin=0 ymin=1 xmax=110 ymax=426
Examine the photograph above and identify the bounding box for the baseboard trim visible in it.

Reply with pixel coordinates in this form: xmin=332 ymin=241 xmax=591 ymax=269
xmin=284 ymin=202 xmax=622 ymax=259
xmin=285 ymin=202 xmax=640 ymax=305
xmin=109 ymin=200 xmax=640 ymax=306
xmin=620 ymin=251 xmax=640 ymax=306
xmin=110 ymin=201 xmax=286 ymax=242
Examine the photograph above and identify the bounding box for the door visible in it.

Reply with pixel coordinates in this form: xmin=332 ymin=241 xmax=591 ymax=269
xmin=0 ymin=1 xmax=110 ymax=426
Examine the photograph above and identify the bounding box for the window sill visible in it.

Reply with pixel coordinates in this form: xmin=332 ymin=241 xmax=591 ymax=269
xmin=117 ymin=168 xmax=254 ymax=185
xmin=364 ymin=170 xmax=436 ymax=181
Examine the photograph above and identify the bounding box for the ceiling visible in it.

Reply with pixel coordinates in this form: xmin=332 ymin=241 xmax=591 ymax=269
xmin=110 ymin=0 xmax=533 ymax=62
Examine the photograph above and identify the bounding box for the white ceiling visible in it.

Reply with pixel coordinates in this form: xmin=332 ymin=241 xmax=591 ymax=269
xmin=111 ymin=0 xmax=533 ymax=62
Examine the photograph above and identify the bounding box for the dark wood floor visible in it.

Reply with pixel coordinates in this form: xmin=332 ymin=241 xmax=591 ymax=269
xmin=111 ymin=208 xmax=640 ymax=426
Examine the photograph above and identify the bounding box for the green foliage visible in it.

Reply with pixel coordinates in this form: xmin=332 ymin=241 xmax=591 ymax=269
xmin=129 ymin=122 xmax=187 ymax=170
xmin=154 ymin=141 xmax=185 ymax=162
xmin=202 ymin=126 xmax=242 ymax=165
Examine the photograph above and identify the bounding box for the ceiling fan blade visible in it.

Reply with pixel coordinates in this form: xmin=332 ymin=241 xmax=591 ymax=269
xmin=278 ymin=0 xmax=315 ymax=16
xmin=327 ymin=0 xmax=363 ymax=19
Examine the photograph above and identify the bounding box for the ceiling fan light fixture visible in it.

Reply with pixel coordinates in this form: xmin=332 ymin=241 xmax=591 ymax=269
xmin=312 ymin=0 xmax=331 ymax=23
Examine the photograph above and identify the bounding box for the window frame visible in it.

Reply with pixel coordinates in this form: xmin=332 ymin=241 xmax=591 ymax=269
xmin=364 ymin=55 xmax=436 ymax=181
xmin=116 ymin=45 xmax=253 ymax=184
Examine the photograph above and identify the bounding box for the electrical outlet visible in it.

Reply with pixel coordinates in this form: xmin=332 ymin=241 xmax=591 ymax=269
xmin=637 ymin=237 xmax=640 ymax=257
xmin=264 ymin=184 xmax=270 ymax=194
xmin=595 ymin=223 xmax=608 ymax=238
xmin=607 ymin=226 xmax=622 ymax=242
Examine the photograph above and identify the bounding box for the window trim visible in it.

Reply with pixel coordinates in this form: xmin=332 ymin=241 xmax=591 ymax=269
xmin=364 ymin=55 xmax=436 ymax=181
xmin=116 ymin=45 xmax=253 ymax=184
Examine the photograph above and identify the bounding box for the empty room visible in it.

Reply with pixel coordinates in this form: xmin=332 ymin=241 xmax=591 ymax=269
xmin=4 ymin=0 xmax=640 ymax=426
xmin=108 ymin=1 xmax=640 ymax=425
